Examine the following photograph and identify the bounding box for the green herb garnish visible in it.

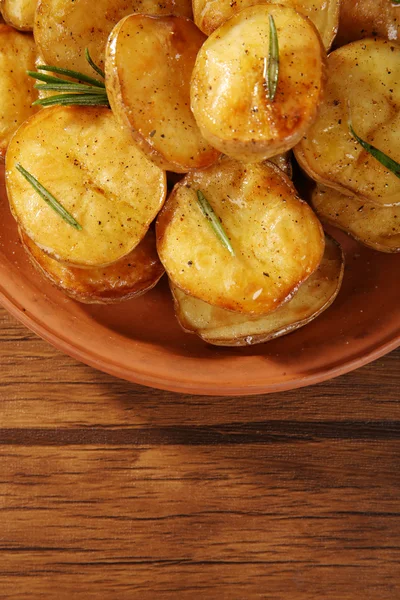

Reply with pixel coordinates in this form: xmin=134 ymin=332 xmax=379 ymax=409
xmin=85 ymin=47 xmax=105 ymax=79
xmin=196 ymin=191 xmax=235 ymax=256
xmin=264 ymin=14 xmax=279 ymax=102
xmin=16 ymin=164 xmax=82 ymax=231
xmin=28 ymin=48 xmax=109 ymax=108
xmin=349 ymin=119 xmax=400 ymax=180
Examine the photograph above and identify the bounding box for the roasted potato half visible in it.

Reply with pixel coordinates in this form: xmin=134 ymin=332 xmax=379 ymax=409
xmin=34 ymin=0 xmax=193 ymax=78
xmin=0 ymin=0 xmax=36 ymax=30
xmin=295 ymin=39 xmax=400 ymax=207
xmin=157 ymin=158 xmax=325 ymax=316
xmin=337 ymin=0 xmax=399 ymax=46
xmin=191 ymin=4 xmax=326 ymax=163
xmin=21 ymin=228 xmax=165 ymax=303
xmin=312 ymin=185 xmax=400 ymax=253
xmin=0 ymin=25 xmax=38 ymax=160
xmin=171 ymin=235 xmax=344 ymax=346
xmin=106 ymin=15 xmax=220 ymax=173
xmin=6 ymin=106 xmax=166 ymax=268
xmin=193 ymin=0 xmax=340 ymax=50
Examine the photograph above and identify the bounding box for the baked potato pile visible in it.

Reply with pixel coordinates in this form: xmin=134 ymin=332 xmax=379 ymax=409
xmin=1 ymin=0 xmax=399 ymax=346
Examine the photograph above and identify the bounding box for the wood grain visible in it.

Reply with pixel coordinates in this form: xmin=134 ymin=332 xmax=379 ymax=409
xmin=0 ymin=306 xmax=399 ymax=599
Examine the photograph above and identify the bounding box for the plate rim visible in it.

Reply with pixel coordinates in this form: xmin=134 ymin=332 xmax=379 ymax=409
xmin=1 ymin=284 xmax=399 ymax=396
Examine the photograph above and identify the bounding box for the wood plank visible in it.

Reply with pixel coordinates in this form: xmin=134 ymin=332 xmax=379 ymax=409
xmin=1 ymin=443 xmax=400 ymax=598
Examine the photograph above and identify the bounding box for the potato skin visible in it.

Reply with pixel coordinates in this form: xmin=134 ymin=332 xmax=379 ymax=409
xmin=106 ymin=14 xmax=220 ymax=173
xmin=312 ymin=185 xmax=400 ymax=254
xmin=0 ymin=0 xmax=36 ymax=30
xmin=21 ymin=228 xmax=165 ymax=303
xmin=337 ymin=0 xmax=399 ymax=46
xmin=295 ymin=38 xmax=400 ymax=206
xmin=0 ymin=25 xmax=38 ymax=160
xmin=157 ymin=158 xmax=325 ymax=316
xmin=171 ymin=235 xmax=344 ymax=346
xmin=6 ymin=106 xmax=167 ymax=268
xmin=191 ymin=4 xmax=326 ymax=163
xmin=34 ymin=0 xmax=193 ymax=77
xmin=193 ymin=0 xmax=340 ymax=50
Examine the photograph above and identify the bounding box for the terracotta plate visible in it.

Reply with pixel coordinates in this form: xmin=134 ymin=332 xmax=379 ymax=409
xmin=0 ymin=168 xmax=399 ymax=395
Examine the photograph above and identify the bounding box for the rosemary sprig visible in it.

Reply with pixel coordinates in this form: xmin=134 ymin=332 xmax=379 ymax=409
xmin=196 ymin=191 xmax=235 ymax=256
xmin=28 ymin=49 xmax=109 ymax=108
xmin=349 ymin=119 xmax=400 ymax=180
xmin=16 ymin=164 xmax=82 ymax=231
xmin=264 ymin=14 xmax=279 ymax=102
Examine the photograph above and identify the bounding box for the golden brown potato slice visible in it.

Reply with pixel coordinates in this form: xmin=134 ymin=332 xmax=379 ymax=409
xmin=6 ymin=106 xmax=167 ymax=268
xmin=171 ymin=235 xmax=344 ymax=346
xmin=295 ymin=39 xmax=400 ymax=207
xmin=106 ymin=15 xmax=220 ymax=173
xmin=34 ymin=0 xmax=193 ymax=78
xmin=191 ymin=4 xmax=326 ymax=163
xmin=193 ymin=0 xmax=340 ymax=50
xmin=21 ymin=228 xmax=165 ymax=303
xmin=0 ymin=0 xmax=36 ymax=30
xmin=337 ymin=0 xmax=399 ymax=46
xmin=0 ymin=25 xmax=38 ymax=159
xmin=312 ymin=185 xmax=400 ymax=253
xmin=156 ymin=158 xmax=325 ymax=315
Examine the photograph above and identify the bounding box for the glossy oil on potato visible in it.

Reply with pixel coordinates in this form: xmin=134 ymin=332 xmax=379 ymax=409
xmin=0 ymin=25 xmax=38 ymax=160
xmin=295 ymin=39 xmax=400 ymax=207
xmin=34 ymin=0 xmax=193 ymax=77
xmin=0 ymin=0 xmax=36 ymax=30
xmin=157 ymin=158 xmax=325 ymax=315
xmin=21 ymin=228 xmax=165 ymax=303
xmin=193 ymin=0 xmax=340 ymax=50
xmin=337 ymin=0 xmax=399 ymax=46
xmin=191 ymin=4 xmax=326 ymax=163
xmin=106 ymin=15 xmax=220 ymax=173
xmin=171 ymin=235 xmax=344 ymax=346
xmin=268 ymin=153 xmax=292 ymax=179
xmin=6 ymin=106 xmax=166 ymax=268
xmin=312 ymin=185 xmax=400 ymax=253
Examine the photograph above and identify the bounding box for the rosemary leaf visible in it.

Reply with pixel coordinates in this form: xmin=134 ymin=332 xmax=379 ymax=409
xmin=34 ymin=83 xmax=108 ymax=94
xmin=196 ymin=190 xmax=235 ymax=256
xmin=85 ymin=48 xmax=106 ymax=79
xmin=349 ymin=120 xmax=400 ymax=180
xmin=32 ymin=93 xmax=109 ymax=107
xmin=27 ymin=71 xmax=75 ymax=85
xmin=265 ymin=14 xmax=279 ymax=102
xmin=36 ymin=65 xmax=105 ymax=88
xmin=16 ymin=164 xmax=82 ymax=231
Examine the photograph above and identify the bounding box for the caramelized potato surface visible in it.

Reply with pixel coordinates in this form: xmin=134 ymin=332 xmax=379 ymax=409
xmin=34 ymin=0 xmax=193 ymax=77
xmin=171 ymin=235 xmax=343 ymax=346
xmin=106 ymin=14 xmax=220 ymax=173
xmin=21 ymin=228 xmax=165 ymax=303
xmin=0 ymin=25 xmax=38 ymax=159
xmin=193 ymin=0 xmax=340 ymax=49
xmin=312 ymin=185 xmax=400 ymax=253
xmin=0 ymin=0 xmax=36 ymax=30
xmin=157 ymin=158 xmax=325 ymax=315
xmin=191 ymin=4 xmax=326 ymax=163
xmin=6 ymin=106 xmax=166 ymax=267
xmin=337 ymin=0 xmax=399 ymax=46
xmin=295 ymin=39 xmax=400 ymax=206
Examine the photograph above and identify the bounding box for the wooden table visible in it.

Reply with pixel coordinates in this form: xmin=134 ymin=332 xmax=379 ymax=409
xmin=1 ymin=305 xmax=399 ymax=599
